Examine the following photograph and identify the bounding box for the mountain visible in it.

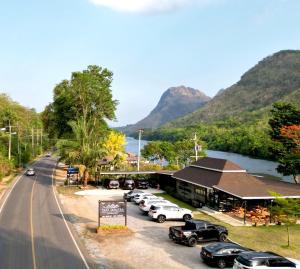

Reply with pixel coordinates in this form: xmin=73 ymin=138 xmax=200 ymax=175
xmin=166 ymin=50 xmax=300 ymax=127
xmin=118 ymin=86 xmax=211 ymax=134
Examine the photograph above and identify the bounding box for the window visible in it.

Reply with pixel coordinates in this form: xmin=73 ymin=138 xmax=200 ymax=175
xmin=268 ymin=259 xmax=296 ymax=268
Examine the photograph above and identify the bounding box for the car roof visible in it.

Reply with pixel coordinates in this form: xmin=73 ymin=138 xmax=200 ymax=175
xmin=239 ymin=251 xmax=283 ymax=260
xmin=204 ymin=242 xmax=246 ymax=251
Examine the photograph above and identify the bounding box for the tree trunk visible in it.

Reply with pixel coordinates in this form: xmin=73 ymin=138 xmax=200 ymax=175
xmin=293 ymin=175 xmax=299 ymax=184
xmin=83 ymin=169 xmax=89 ymax=187
xmin=287 ymin=225 xmax=290 ymax=247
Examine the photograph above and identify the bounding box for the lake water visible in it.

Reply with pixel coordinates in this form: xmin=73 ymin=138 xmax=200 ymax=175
xmin=125 ymin=137 xmax=292 ymax=182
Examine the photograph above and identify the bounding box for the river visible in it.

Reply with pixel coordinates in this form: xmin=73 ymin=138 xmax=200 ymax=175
xmin=125 ymin=137 xmax=292 ymax=182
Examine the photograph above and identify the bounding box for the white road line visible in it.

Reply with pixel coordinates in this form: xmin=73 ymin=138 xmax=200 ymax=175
xmin=51 ymin=166 xmax=91 ymax=269
xmin=30 ymin=176 xmax=37 ymax=269
xmin=0 ymin=174 xmax=22 ymax=217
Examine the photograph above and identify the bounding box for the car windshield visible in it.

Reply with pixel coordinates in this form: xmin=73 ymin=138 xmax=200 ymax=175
xmin=236 ymin=256 xmax=254 ymax=267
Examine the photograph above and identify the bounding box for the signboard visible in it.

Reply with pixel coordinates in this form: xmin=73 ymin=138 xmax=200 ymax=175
xmin=98 ymin=200 xmax=127 ymax=227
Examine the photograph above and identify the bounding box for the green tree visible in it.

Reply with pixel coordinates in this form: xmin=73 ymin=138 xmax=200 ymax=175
xmin=269 ymin=192 xmax=300 ymax=247
xmin=50 ymin=65 xmax=118 ymax=186
xmin=269 ymin=102 xmax=300 ymax=183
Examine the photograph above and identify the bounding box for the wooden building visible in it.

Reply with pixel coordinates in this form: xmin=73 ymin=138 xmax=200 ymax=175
xmin=172 ymin=157 xmax=300 ymax=211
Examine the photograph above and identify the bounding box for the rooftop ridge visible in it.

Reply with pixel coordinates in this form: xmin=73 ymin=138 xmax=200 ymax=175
xmin=190 ymin=164 xmax=247 ymax=173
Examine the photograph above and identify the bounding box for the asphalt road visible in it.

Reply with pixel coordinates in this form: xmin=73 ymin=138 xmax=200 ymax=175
xmin=0 ymin=157 xmax=93 ymax=269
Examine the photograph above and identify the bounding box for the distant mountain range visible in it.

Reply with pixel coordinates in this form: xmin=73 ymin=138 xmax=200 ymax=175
xmin=165 ymin=50 xmax=300 ymax=127
xmin=117 ymin=86 xmax=211 ymax=135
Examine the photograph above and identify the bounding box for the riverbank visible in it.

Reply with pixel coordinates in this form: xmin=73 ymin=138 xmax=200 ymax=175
xmin=125 ymin=137 xmax=293 ymax=182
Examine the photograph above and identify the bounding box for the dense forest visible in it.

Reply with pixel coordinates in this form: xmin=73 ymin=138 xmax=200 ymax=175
xmin=0 ymin=94 xmax=44 ymax=179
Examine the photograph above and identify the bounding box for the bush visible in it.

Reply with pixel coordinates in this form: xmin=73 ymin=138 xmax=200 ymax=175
xmin=0 ymin=154 xmax=13 ymax=180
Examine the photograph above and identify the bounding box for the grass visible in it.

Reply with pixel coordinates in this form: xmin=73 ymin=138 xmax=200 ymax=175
xmin=158 ymin=193 xmax=300 ymax=259
xmin=98 ymin=224 xmax=128 ymax=231
xmin=56 ymin=185 xmax=81 ymax=196
xmin=155 ymin=193 xmax=196 ymax=211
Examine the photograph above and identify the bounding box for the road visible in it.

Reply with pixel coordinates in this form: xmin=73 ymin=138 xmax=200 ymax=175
xmin=0 ymin=157 xmax=94 ymax=269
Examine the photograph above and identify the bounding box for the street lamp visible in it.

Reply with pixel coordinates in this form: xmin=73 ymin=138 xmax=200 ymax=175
xmin=137 ymin=129 xmax=144 ymax=172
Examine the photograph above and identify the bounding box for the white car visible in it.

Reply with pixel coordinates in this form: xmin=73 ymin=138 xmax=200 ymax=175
xmin=133 ymin=193 xmax=155 ymax=204
xmin=25 ymin=168 xmax=35 ymax=176
xmin=139 ymin=199 xmax=175 ymax=213
xmin=234 ymin=252 xmax=300 ymax=269
xmin=148 ymin=204 xmax=193 ymax=223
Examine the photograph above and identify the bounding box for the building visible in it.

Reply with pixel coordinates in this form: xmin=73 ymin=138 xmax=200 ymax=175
xmin=172 ymin=157 xmax=300 ymax=211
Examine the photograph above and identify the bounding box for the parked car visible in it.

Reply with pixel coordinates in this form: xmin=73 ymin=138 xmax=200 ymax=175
xmin=169 ymin=220 xmax=228 ymax=247
xmin=201 ymin=242 xmax=252 ymax=268
xmin=133 ymin=193 xmax=155 ymax=204
xmin=45 ymin=153 xmax=51 ymax=157
xmin=148 ymin=204 xmax=192 ymax=223
xmin=124 ymin=190 xmax=144 ymax=201
xmin=104 ymin=179 xmax=120 ymax=189
xmin=139 ymin=199 xmax=175 ymax=213
xmin=234 ymin=252 xmax=300 ymax=269
xmin=135 ymin=179 xmax=149 ymax=189
xmin=122 ymin=179 xmax=135 ymax=190
xmin=26 ymin=168 xmax=35 ymax=176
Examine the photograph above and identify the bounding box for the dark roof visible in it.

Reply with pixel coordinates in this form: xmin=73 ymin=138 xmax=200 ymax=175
xmin=173 ymin=157 xmax=300 ymax=199
xmin=191 ymin=157 xmax=245 ymax=171
xmin=173 ymin=166 xmax=221 ymax=188
xmin=215 ymin=174 xmax=300 ymax=199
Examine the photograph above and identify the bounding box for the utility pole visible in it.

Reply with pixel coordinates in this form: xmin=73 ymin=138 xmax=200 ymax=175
xmin=8 ymin=121 xmax=12 ymax=160
xmin=193 ymin=133 xmax=198 ymax=161
xmin=41 ymin=129 xmax=43 ymax=154
xmin=32 ymin=128 xmax=34 ymax=156
xmin=137 ymin=129 xmax=143 ymax=172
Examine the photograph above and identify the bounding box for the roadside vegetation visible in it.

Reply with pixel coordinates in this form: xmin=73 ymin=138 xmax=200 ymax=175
xmin=0 ymin=94 xmax=47 ymax=182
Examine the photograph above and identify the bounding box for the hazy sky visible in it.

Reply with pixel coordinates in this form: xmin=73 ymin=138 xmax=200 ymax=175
xmin=0 ymin=0 xmax=300 ymax=126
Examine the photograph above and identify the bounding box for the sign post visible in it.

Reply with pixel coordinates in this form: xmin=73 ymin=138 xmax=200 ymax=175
xmin=98 ymin=200 xmax=127 ymax=227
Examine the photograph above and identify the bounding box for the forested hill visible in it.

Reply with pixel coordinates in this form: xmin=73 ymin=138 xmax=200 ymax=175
xmin=118 ymin=86 xmax=210 ymax=134
xmin=166 ymin=50 xmax=300 ymax=127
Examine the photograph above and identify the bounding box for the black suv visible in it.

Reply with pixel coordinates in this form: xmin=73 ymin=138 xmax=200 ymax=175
xmin=135 ymin=179 xmax=149 ymax=189
xmin=169 ymin=220 xmax=228 ymax=247
xmin=122 ymin=179 xmax=135 ymax=190
xmin=234 ymin=252 xmax=298 ymax=269
xmin=201 ymin=242 xmax=252 ymax=268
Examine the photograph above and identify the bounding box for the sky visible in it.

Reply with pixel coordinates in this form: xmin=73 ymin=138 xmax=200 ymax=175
xmin=0 ymin=0 xmax=300 ymax=127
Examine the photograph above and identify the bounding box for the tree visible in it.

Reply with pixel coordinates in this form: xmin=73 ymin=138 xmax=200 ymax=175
xmin=269 ymin=192 xmax=300 ymax=247
xmin=269 ymin=103 xmax=300 ymax=183
xmin=103 ymin=131 xmax=126 ymax=170
xmin=50 ymin=65 xmax=118 ymax=186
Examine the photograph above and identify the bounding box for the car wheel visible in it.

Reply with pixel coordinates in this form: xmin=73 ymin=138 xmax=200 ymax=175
xmin=183 ymin=214 xmax=192 ymax=222
xmin=168 ymin=234 xmax=173 ymax=240
xmin=217 ymin=259 xmax=226 ymax=269
xmin=157 ymin=215 xmax=166 ymax=223
xmin=187 ymin=237 xmax=197 ymax=247
xmin=219 ymin=233 xmax=227 ymax=242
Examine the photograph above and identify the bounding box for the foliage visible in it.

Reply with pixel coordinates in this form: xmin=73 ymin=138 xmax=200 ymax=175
xmin=269 ymin=192 xmax=300 ymax=246
xmin=43 ymin=65 xmax=118 ymax=139
xmin=269 ymin=103 xmax=300 ymax=183
xmin=0 ymin=93 xmax=43 ymax=178
xmin=103 ymin=131 xmax=126 ymax=169
xmin=141 ymin=137 xmax=206 ymax=167
xmin=47 ymin=65 xmax=118 ymax=185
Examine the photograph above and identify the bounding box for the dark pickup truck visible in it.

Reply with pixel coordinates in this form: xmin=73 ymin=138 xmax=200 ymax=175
xmin=169 ymin=220 xmax=228 ymax=247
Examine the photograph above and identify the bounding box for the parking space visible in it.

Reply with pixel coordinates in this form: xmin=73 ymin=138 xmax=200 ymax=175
xmin=59 ymin=188 xmax=212 ymax=269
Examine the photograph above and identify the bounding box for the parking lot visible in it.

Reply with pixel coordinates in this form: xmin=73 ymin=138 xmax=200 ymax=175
xmin=59 ymin=188 xmax=212 ymax=269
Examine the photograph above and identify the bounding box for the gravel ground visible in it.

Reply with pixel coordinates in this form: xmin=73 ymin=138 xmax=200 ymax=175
xmin=59 ymin=188 xmax=213 ymax=269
